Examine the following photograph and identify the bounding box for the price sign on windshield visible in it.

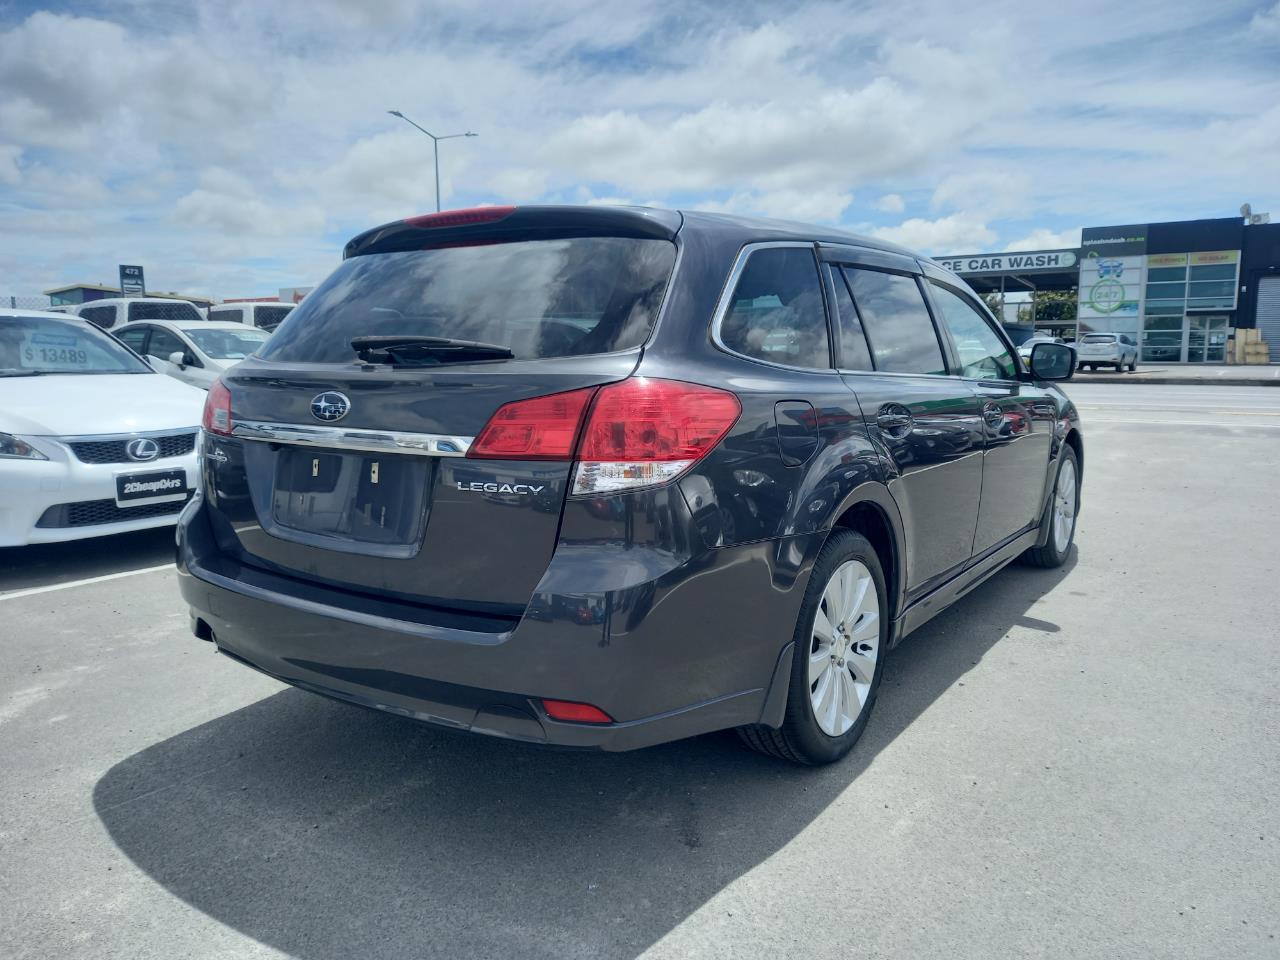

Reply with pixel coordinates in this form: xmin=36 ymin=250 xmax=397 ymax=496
xmin=21 ymin=332 xmax=94 ymax=370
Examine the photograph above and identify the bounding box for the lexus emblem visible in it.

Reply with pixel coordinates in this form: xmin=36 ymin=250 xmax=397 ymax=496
xmin=310 ymin=391 xmax=350 ymax=423
xmin=125 ymin=437 xmax=160 ymax=462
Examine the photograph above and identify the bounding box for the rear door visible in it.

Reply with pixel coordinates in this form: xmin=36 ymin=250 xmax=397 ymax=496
xmin=201 ymin=216 xmax=679 ymax=615
xmin=925 ymin=280 xmax=1052 ymax=554
xmin=823 ymin=247 xmax=985 ymax=597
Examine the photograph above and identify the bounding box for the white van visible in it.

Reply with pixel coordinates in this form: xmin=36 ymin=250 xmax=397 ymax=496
xmin=207 ymin=301 xmax=295 ymax=331
xmin=71 ymin=297 xmax=205 ymax=330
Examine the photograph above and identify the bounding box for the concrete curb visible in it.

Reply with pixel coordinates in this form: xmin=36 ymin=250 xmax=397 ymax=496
xmin=1072 ymin=376 xmax=1280 ymax=386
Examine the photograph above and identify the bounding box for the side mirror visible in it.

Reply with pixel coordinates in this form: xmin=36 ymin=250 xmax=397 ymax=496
xmin=168 ymin=350 xmax=189 ymax=369
xmin=1030 ymin=342 xmax=1075 ymax=381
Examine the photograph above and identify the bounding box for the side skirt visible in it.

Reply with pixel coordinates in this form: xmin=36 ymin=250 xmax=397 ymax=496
xmin=893 ymin=526 xmax=1040 ymax=644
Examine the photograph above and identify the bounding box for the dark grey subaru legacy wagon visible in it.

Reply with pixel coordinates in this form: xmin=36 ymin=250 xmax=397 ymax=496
xmin=179 ymin=205 xmax=1081 ymax=765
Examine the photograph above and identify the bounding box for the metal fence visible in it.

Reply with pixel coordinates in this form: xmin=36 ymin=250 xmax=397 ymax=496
xmin=3 ymin=295 xmax=55 ymax=311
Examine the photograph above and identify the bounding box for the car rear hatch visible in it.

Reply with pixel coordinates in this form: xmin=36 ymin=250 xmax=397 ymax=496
xmin=200 ymin=206 xmax=682 ymax=619
xmin=1079 ymin=334 xmax=1117 ymax=354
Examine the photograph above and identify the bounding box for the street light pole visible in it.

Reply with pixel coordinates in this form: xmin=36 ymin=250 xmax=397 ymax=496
xmin=386 ymin=110 xmax=478 ymax=212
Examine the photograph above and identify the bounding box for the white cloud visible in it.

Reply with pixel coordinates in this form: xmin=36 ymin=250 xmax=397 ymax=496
xmin=0 ymin=2 xmax=1276 ymax=297
xmin=0 ymin=145 xmax=21 ymax=186
xmin=931 ymin=170 xmax=1033 ymax=219
xmin=692 ymin=189 xmax=855 ymax=223
xmin=1004 ymin=227 xmax=1083 ymax=251
xmin=872 ymin=214 xmax=996 ymax=254
xmin=1251 ymin=2 xmax=1280 ymax=34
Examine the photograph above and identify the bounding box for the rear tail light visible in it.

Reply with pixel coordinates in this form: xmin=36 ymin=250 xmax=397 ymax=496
xmin=466 ymin=378 xmax=740 ymax=495
xmin=203 ymin=378 xmax=233 ymax=435
xmin=467 ymin=387 xmax=595 ymax=460
xmin=541 ymin=699 xmax=613 ymax=724
xmin=573 ymin=378 xmax=741 ymax=495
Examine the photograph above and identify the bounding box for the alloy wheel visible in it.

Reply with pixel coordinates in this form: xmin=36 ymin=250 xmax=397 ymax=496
xmin=1053 ymin=458 xmax=1077 ymax=553
xmin=808 ymin=560 xmax=880 ymax=737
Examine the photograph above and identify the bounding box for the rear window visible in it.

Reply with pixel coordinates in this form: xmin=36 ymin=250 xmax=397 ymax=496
xmin=253 ymin=305 xmax=293 ymax=329
xmin=128 ymin=301 xmax=204 ymax=323
xmin=259 ymin=237 xmax=676 ymax=364
xmin=1082 ymin=334 xmax=1117 ymax=343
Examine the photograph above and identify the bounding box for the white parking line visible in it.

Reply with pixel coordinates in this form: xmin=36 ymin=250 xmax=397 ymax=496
xmin=1084 ymin=417 xmax=1280 ymax=429
xmin=0 ymin=564 xmax=174 ymax=602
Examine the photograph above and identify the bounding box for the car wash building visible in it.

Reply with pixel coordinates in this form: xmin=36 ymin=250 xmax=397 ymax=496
xmin=937 ymin=216 xmax=1280 ymax=364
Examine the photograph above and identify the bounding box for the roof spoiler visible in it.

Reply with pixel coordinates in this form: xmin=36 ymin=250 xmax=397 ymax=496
xmin=343 ymin=205 xmax=683 ymax=259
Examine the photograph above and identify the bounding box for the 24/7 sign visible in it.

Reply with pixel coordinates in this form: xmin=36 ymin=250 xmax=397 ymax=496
xmin=119 ymin=264 xmax=145 ymax=296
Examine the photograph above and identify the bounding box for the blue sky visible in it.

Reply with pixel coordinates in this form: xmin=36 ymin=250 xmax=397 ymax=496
xmin=2 ymin=0 xmax=1278 ymax=298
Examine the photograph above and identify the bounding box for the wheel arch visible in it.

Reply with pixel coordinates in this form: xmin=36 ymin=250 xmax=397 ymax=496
xmin=826 ymin=483 xmax=905 ymax=632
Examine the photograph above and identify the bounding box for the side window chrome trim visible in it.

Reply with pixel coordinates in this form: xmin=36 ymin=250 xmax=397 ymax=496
xmin=709 ymin=240 xmax=839 ymax=375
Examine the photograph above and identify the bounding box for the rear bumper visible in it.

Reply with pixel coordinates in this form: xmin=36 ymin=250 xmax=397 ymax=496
xmin=178 ymin=495 xmax=814 ymax=751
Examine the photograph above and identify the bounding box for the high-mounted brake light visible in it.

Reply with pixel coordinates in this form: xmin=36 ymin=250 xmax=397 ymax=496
xmin=572 ymin=378 xmax=741 ymax=495
xmin=467 ymin=387 xmax=596 ymax=460
xmin=202 ymin=378 xmax=233 ymax=436
xmin=541 ymin=699 xmax=613 ymax=724
xmin=404 ymin=206 xmax=516 ymax=229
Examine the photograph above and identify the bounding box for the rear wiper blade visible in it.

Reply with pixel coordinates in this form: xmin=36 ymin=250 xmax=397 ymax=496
xmin=350 ymin=335 xmax=514 ymax=364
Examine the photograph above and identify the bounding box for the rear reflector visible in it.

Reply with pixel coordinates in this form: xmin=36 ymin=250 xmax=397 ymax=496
xmin=467 ymin=387 xmax=596 ymax=460
xmin=541 ymin=699 xmax=613 ymax=724
xmin=202 ymin=378 xmax=233 ymax=436
xmin=404 ymin=206 xmax=516 ymax=229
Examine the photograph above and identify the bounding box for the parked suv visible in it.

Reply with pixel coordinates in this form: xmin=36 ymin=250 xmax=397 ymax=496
xmin=1077 ymin=332 xmax=1137 ymax=371
xmin=207 ymin=301 xmax=296 ymax=331
xmin=72 ymin=297 xmax=205 ymax=330
xmin=178 ymin=206 xmax=1082 ymax=765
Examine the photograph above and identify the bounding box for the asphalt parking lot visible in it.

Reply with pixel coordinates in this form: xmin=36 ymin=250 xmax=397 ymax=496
xmin=2 ymin=383 xmax=1278 ymax=960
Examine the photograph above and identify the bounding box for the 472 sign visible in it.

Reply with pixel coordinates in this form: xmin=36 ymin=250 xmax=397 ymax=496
xmin=118 ymin=264 xmax=145 ymax=296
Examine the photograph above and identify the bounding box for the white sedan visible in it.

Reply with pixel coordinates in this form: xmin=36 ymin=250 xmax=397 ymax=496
xmin=0 ymin=309 xmax=205 ymax=547
xmin=114 ymin=319 xmax=270 ymax=390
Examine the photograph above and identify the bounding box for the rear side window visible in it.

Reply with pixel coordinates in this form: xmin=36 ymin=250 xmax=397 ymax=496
xmin=79 ymin=305 xmax=116 ymax=328
xmin=829 ymin=268 xmax=873 ymax=371
xmin=260 ymin=237 xmax=676 ymax=364
xmin=719 ymin=247 xmax=830 ymax=369
xmin=842 ymin=268 xmax=946 ymax=375
xmin=928 ymin=283 xmax=1016 ymax=380
xmin=208 ymin=307 xmax=241 ymax=323
xmin=128 ymin=301 xmax=203 ymax=323
xmin=253 ymin=305 xmax=293 ymax=329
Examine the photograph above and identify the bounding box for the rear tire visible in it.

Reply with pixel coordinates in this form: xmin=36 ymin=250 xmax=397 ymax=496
xmin=1020 ymin=445 xmax=1079 ymax=568
xmin=1128 ymin=358 xmax=1137 ymax=372
xmin=738 ymin=529 xmax=888 ymax=765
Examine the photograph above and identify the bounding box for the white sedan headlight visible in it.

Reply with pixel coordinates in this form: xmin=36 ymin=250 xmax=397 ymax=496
xmin=0 ymin=432 xmax=49 ymax=461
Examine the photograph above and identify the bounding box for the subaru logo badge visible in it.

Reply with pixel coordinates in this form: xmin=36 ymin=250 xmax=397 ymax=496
xmin=125 ymin=437 xmax=160 ymax=462
xmin=311 ymin=392 xmax=350 ymax=423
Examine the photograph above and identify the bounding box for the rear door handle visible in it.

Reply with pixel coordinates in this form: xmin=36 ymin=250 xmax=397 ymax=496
xmin=876 ymin=405 xmax=913 ymax=438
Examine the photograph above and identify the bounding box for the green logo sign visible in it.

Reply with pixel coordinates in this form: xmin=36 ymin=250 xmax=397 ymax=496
xmin=1088 ymin=278 xmax=1125 ymax=313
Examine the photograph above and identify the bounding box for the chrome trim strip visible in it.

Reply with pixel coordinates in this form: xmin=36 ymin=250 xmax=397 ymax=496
xmin=230 ymin=420 xmax=473 ymax=457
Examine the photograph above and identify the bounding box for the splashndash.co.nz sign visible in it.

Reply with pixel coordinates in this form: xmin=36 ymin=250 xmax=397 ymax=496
xmin=934 ymin=250 xmax=1078 ymax=276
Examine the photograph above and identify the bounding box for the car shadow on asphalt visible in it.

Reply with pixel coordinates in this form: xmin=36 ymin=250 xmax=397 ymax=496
xmin=0 ymin=528 xmax=175 ymax=593
xmin=93 ymin=551 xmax=1076 ymax=960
